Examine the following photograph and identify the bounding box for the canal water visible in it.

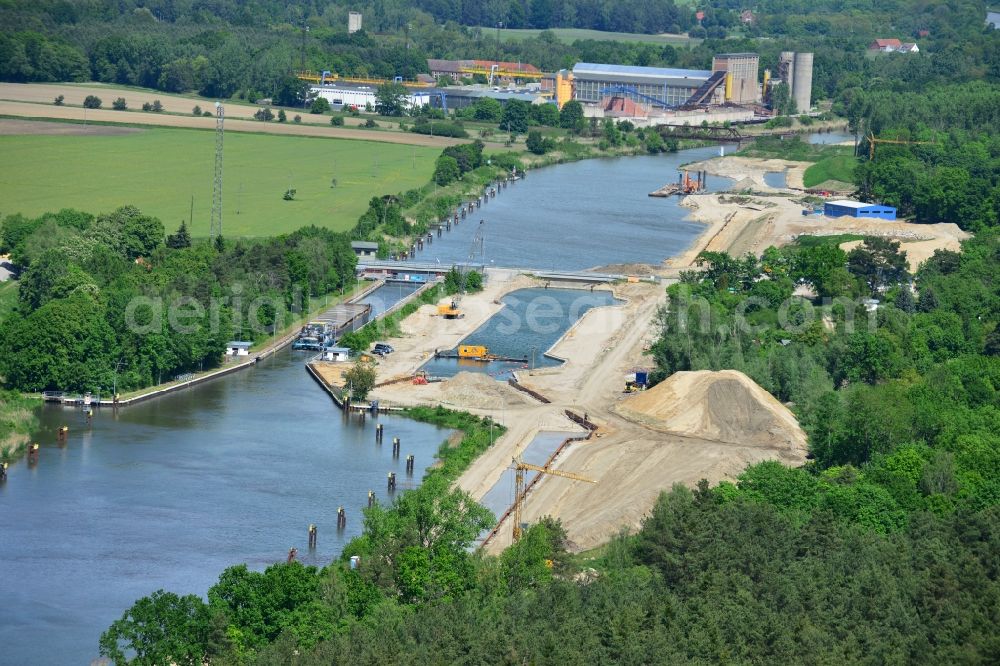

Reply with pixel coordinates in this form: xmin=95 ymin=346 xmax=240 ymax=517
xmin=355 ymin=280 xmax=424 ymax=318
xmin=418 ymin=146 xmax=735 ymax=271
xmin=421 ymin=287 xmax=621 ymax=380
xmin=0 ymin=350 xmax=451 ymax=666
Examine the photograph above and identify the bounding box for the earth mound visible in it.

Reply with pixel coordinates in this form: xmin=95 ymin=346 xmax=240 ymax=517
xmin=615 ymin=369 xmax=807 ymax=451
xmin=438 ymin=372 xmax=528 ymax=409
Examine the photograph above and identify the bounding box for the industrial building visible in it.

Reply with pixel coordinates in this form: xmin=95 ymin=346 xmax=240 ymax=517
xmin=429 ymin=87 xmax=548 ymax=111
xmin=571 ymin=62 xmax=720 ymax=107
xmin=712 ymin=53 xmax=760 ymax=104
xmin=824 ymin=200 xmax=897 ymax=220
xmin=309 ymin=84 xmax=437 ymax=110
xmin=777 ymin=51 xmax=813 ymax=112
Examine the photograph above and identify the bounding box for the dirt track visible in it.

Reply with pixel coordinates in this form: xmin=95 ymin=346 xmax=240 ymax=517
xmin=0 ymin=82 xmax=465 ymax=147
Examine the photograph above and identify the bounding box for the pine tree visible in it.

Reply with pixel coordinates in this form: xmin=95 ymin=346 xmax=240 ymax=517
xmin=166 ymin=222 xmax=192 ymax=249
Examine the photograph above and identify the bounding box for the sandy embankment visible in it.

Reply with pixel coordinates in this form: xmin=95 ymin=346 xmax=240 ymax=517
xmin=671 ymin=156 xmax=969 ymax=270
xmin=686 ymin=155 xmax=813 ymax=192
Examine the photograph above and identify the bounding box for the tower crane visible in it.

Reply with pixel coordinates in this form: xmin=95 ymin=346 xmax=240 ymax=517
xmin=511 ymin=457 xmax=595 ymax=542
xmin=865 ymin=131 xmax=935 ymax=161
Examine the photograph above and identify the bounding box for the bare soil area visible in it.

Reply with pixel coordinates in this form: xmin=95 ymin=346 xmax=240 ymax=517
xmin=615 ymin=369 xmax=807 ymax=451
xmin=0 ymin=118 xmax=143 ymax=136
xmin=0 ymin=99 xmax=462 ymax=148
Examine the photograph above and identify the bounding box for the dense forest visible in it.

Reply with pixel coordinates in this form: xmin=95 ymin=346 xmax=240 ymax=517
xmin=0 ymin=209 xmax=356 ymax=393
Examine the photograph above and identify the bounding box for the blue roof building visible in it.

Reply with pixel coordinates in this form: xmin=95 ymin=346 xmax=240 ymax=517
xmin=824 ymin=200 xmax=897 ymax=220
xmin=571 ymin=62 xmax=714 ymax=107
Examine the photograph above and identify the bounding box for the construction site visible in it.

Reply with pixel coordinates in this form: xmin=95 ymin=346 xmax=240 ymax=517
xmin=302 ymin=140 xmax=968 ymax=553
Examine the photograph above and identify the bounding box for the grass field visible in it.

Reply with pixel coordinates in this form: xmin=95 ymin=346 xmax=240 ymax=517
xmin=0 ymin=280 xmax=18 ymax=325
xmin=0 ymin=127 xmax=439 ymax=236
xmin=803 ymin=155 xmax=858 ymax=188
xmin=477 ymin=26 xmax=698 ymax=46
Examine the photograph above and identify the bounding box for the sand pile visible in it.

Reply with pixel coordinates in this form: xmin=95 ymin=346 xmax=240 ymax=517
xmin=438 ymin=372 xmax=528 ymax=409
xmin=615 ymin=369 xmax=806 ymax=451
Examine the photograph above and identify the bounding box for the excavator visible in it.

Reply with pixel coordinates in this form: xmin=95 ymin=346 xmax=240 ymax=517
xmin=511 ymin=457 xmax=595 ymax=542
xmin=438 ymin=221 xmax=486 ymax=320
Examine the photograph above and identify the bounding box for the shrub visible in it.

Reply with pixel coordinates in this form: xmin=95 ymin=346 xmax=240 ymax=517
xmin=331 ymin=115 xmax=345 ymax=126
xmin=309 ymin=97 xmax=330 ymax=114
xmin=83 ymin=95 xmax=102 ymax=109
xmin=409 ymin=122 xmax=468 ymax=138
xmin=277 ymin=109 xmax=287 ymax=122
xmin=293 ymin=114 xmax=301 ymax=123
xmin=254 ymin=107 xmax=274 ymax=122
xmin=111 ymin=97 xmax=127 ymax=111
xmin=192 ymin=105 xmax=202 ymax=115
xmin=364 ymin=119 xmax=378 ymax=128
xmin=53 ymin=95 xmax=64 ymax=106
xmin=151 ymin=100 xmax=163 ymax=112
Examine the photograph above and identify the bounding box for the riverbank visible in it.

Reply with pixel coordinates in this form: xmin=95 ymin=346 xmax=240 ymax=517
xmin=101 ymin=281 xmax=375 ymax=407
xmin=0 ymin=390 xmax=39 ymax=462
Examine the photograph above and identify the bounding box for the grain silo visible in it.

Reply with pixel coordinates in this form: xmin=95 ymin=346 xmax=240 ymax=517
xmin=792 ymin=52 xmax=813 ymax=112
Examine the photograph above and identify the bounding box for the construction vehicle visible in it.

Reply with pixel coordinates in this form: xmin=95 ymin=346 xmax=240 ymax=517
xmin=624 ymin=370 xmax=649 ymax=392
xmin=511 ymin=457 xmax=595 ymax=542
xmin=437 ymin=300 xmax=464 ymax=319
xmin=438 ymin=221 xmax=486 ymax=322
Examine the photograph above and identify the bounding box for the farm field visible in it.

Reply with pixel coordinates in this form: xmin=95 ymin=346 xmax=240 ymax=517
xmin=477 ymin=26 xmax=699 ymax=45
xmin=0 ymin=124 xmax=439 ymax=236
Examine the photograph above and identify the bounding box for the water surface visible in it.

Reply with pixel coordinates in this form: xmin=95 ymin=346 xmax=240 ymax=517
xmin=419 ymin=146 xmax=733 ymax=271
xmin=421 ymin=287 xmax=620 ymax=380
xmin=0 ymin=351 xmax=450 ymax=665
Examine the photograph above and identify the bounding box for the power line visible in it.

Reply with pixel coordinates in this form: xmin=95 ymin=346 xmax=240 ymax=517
xmin=210 ymin=103 xmax=224 ymax=239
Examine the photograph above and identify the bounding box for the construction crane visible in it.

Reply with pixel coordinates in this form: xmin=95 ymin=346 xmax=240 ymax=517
xmin=865 ymin=132 xmax=935 ymax=161
xmin=296 ymin=70 xmax=432 ymax=88
xmin=512 ymin=457 xmax=595 ymax=542
xmin=440 ymin=220 xmax=486 ymax=319
xmin=460 ymin=64 xmax=543 ymax=85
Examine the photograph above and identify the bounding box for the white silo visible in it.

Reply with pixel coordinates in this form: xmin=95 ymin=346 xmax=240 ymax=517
xmin=792 ymin=52 xmax=813 ymax=112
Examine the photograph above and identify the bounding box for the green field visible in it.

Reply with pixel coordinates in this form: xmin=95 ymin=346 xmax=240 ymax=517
xmin=0 ymin=128 xmax=439 ymax=236
xmin=478 ymin=26 xmax=698 ymax=46
xmin=0 ymin=280 xmax=17 ymax=324
xmin=803 ymin=155 xmax=858 ymax=188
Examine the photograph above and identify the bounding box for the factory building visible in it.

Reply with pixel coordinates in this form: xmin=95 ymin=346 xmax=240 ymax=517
xmin=310 ymin=84 xmax=435 ymax=110
xmin=824 ymin=200 xmax=897 ymax=220
xmin=712 ymin=53 xmax=760 ymax=104
xmin=430 ymin=87 xmax=548 ymax=111
xmin=778 ymin=51 xmax=813 ymax=112
xmin=571 ymin=62 xmax=718 ymax=107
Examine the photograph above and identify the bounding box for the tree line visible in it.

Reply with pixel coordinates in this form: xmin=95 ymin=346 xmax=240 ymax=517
xmin=0 ymin=208 xmax=357 ymax=393
xmin=3 ymin=0 xmax=998 ymax=113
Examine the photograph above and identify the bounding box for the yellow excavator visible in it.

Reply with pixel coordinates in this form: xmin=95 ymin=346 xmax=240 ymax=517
xmin=511 ymin=457 xmax=595 ymax=542
xmin=437 ymin=300 xmax=464 ymax=319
